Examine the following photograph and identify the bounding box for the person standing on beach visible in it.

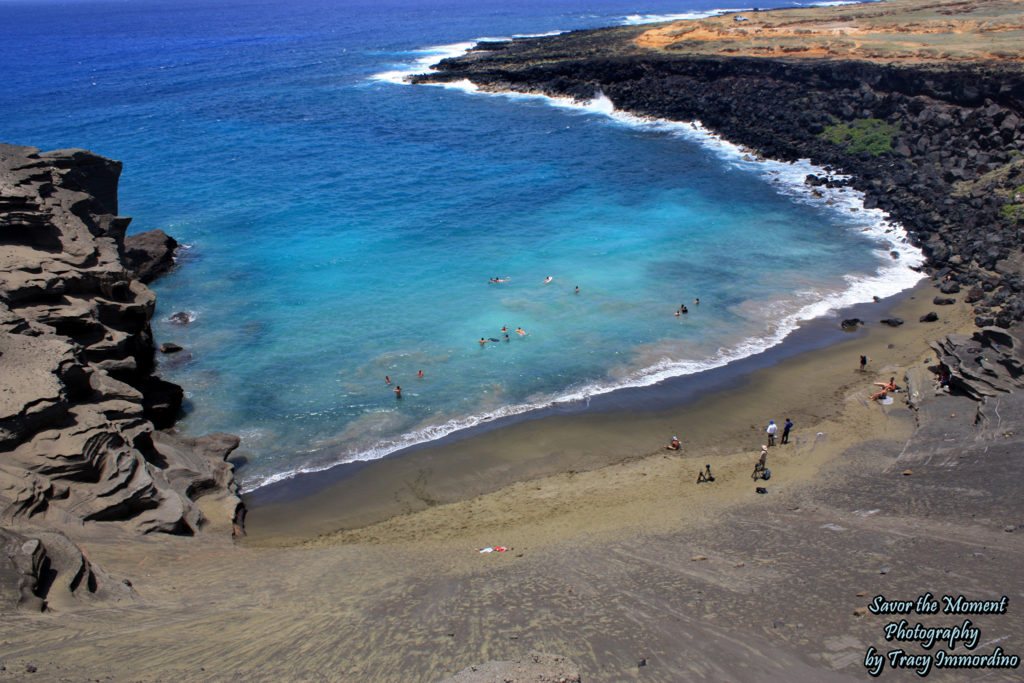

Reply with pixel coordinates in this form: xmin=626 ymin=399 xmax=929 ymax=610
xmin=781 ymin=418 xmax=793 ymax=445
xmin=766 ymin=419 xmax=778 ymax=447
xmin=859 ymin=355 xmax=869 ymax=372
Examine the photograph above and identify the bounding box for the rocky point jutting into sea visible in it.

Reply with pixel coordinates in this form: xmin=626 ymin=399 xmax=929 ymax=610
xmin=413 ymin=0 xmax=1024 ymax=329
xmin=0 ymin=144 xmax=243 ymax=611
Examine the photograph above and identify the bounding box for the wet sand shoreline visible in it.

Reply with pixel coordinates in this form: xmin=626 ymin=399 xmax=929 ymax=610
xmin=242 ymin=278 xmax=946 ymax=545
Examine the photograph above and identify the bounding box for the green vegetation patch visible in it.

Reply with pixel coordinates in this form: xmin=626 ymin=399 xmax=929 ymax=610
xmin=1000 ymin=203 xmax=1024 ymax=221
xmin=820 ymin=118 xmax=900 ymax=156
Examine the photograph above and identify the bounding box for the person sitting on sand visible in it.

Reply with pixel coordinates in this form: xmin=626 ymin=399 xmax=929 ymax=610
xmin=665 ymin=436 xmax=681 ymax=451
xmin=752 ymin=446 xmax=768 ymax=479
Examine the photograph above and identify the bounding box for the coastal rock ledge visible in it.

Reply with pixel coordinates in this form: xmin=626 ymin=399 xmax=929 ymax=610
xmin=0 ymin=144 xmax=243 ymax=608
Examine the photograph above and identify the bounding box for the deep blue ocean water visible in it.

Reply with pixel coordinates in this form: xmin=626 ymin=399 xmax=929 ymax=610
xmin=1 ymin=0 xmax=920 ymax=489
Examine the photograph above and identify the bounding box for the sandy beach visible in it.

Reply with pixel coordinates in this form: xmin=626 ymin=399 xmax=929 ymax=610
xmin=4 ymin=278 xmax=1022 ymax=681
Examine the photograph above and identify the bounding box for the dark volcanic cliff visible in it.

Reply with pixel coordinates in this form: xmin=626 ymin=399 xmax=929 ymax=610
xmin=0 ymin=144 xmax=243 ymax=610
xmin=414 ymin=29 xmax=1024 ymax=328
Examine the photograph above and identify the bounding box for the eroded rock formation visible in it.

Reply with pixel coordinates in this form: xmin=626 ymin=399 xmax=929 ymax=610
xmin=0 ymin=144 xmax=244 ymax=610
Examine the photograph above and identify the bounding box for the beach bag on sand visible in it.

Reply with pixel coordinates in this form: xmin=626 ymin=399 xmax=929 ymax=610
xmin=762 ymin=469 xmax=771 ymax=480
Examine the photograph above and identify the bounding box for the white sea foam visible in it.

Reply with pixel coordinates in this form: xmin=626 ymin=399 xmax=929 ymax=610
xmin=620 ymin=9 xmax=743 ymax=25
xmin=369 ymin=30 xmax=568 ymax=85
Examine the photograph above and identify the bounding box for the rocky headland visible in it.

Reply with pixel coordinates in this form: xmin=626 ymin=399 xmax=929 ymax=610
xmin=0 ymin=144 xmax=243 ymax=612
xmin=413 ymin=0 xmax=1024 ymax=329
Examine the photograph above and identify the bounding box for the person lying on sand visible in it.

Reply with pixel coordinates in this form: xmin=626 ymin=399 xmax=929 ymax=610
xmin=874 ymin=377 xmax=897 ymax=392
xmin=870 ymin=388 xmax=888 ymax=402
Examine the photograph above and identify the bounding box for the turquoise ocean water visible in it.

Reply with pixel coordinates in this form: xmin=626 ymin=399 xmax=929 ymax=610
xmin=0 ymin=0 xmax=920 ymax=490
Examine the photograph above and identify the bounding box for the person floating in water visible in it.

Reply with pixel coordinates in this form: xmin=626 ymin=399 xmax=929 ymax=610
xmin=385 ymin=376 xmax=391 ymax=384
xmin=575 ymin=285 xmax=579 ymax=294
xmin=417 ymin=370 xmax=424 ymax=378
xmin=393 ymin=385 xmax=402 ymax=399
xmin=515 ymin=327 xmax=528 ymax=336
xmin=542 ymin=276 xmax=553 ymax=284
xmin=680 ymin=305 xmax=688 ymax=314
xmin=501 ymin=325 xmax=508 ymax=333
xmin=695 ymin=298 xmax=700 ymax=306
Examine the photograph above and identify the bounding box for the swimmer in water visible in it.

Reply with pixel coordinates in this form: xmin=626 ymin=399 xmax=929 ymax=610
xmin=385 ymin=376 xmax=391 ymax=384
xmin=394 ymin=385 xmax=402 ymax=398
xmin=417 ymin=370 xmax=424 ymax=378
xmin=479 ymin=337 xmax=488 ymax=345
xmin=515 ymin=327 xmax=528 ymax=336
xmin=542 ymin=276 xmax=552 ymax=284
